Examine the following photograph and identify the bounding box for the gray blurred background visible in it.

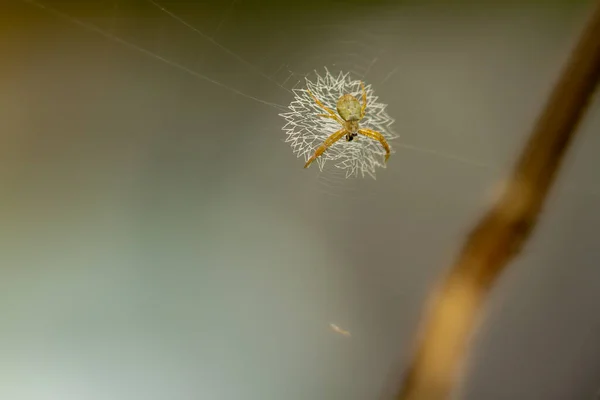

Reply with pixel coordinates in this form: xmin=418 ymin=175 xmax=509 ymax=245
xmin=2 ymin=0 xmax=600 ymax=399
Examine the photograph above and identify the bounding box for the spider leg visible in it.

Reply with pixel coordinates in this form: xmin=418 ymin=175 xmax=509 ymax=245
xmin=360 ymin=81 xmax=367 ymax=119
xmin=357 ymin=128 xmax=391 ymax=162
xmin=308 ymin=90 xmax=345 ymax=125
xmin=304 ymin=128 xmax=347 ymax=169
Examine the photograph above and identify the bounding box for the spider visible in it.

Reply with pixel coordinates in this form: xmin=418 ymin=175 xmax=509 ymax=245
xmin=303 ymin=81 xmax=391 ymax=169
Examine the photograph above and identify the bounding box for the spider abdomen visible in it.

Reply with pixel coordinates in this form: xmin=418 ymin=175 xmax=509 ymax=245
xmin=336 ymin=94 xmax=362 ymax=122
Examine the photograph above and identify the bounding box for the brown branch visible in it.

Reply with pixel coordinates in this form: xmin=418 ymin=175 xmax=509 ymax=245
xmin=396 ymin=3 xmax=600 ymax=400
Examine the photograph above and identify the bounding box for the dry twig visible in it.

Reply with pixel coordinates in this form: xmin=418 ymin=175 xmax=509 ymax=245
xmin=397 ymin=3 xmax=600 ymax=399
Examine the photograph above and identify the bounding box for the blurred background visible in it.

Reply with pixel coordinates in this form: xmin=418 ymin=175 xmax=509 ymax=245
xmin=2 ymin=0 xmax=600 ymax=399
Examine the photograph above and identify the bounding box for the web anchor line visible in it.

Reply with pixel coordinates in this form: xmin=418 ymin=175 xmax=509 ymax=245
xmin=22 ymin=0 xmax=288 ymax=112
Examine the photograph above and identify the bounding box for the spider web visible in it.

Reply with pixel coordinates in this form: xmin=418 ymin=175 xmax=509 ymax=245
xmin=280 ymin=68 xmax=398 ymax=179
xmin=15 ymin=0 xmax=494 ymax=199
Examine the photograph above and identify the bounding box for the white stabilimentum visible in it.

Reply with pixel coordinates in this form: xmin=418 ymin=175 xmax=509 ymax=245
xmin=280 ymin=69 xmax=397 ymax=179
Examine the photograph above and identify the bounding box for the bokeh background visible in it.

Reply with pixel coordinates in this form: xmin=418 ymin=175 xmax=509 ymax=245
xmin=2 ymin=0 xmax=600 ymax=399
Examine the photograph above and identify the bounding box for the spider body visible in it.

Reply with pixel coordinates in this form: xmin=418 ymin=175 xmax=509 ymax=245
xmin=304 ymin=82 xmax=391 ymax=169
xmin=337 ymin=94 xmax=362 ymax=122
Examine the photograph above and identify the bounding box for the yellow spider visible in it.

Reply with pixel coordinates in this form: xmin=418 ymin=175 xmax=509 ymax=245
xmin=304 ymin=82 xmax=391 ymax=169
